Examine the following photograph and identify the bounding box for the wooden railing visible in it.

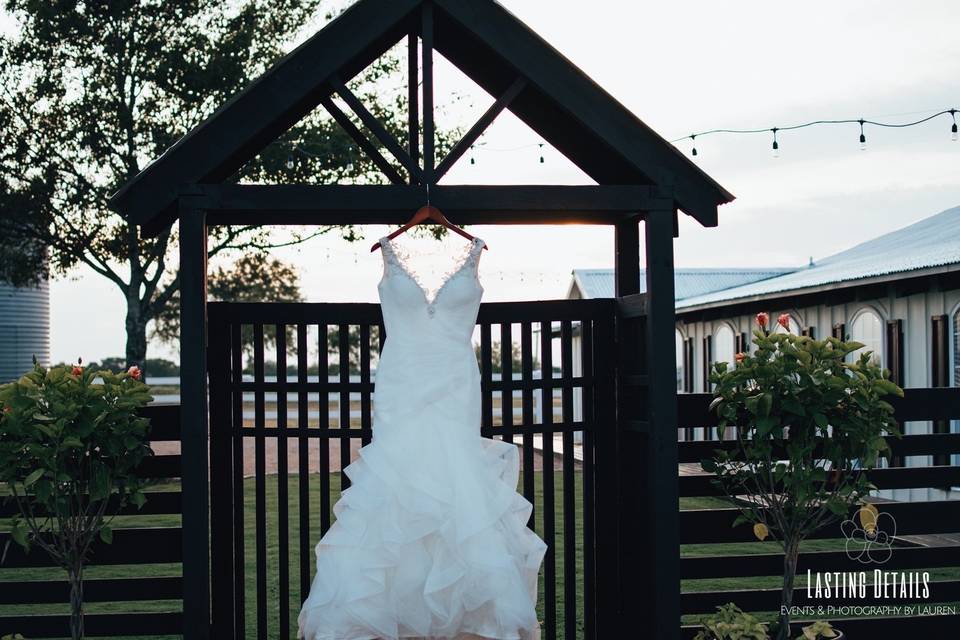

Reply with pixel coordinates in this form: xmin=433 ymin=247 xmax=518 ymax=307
xmin=0 ymin=404 xmax=183 ymax=636
xmin=678 ymin=388 xmax=960 ymax=637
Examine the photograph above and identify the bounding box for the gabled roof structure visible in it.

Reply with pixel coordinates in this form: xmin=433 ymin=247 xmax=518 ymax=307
xmin=676 ymin=204 xmax=960 ymax=311
xmin=110 ymin=0 xmax=733 ymax=233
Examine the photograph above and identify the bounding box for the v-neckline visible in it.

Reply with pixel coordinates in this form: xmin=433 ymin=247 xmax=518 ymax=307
xmin=381 ymin=235 xmax=483 ymax=310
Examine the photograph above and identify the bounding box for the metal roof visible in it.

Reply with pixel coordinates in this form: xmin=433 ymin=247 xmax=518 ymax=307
xmin=676 ymin=204 xmax=960 ymax=309
xmin=569 ymin=267 xmax=794 ymax=301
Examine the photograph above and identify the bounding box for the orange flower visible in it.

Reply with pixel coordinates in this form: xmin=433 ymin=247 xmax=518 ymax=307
xmin=127 ymin=365 xmax=142 ymax=380
xmin=71 ymin=365 xmax=84 ymax=376
xmin=735 ymin=352 xmax=746 ymax=363
xmin=777 ymin=313 xmax=792 ymax=330
xmin=756 ymin=312 xmax=769 ymax=328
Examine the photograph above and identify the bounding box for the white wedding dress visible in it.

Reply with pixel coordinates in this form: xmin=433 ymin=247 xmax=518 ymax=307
xmin=297 ymin=235 xmax=547 ymax=640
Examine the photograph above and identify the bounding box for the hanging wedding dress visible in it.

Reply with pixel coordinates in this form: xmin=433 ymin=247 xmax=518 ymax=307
xmin=298 ymin=235 xmax=547 ymax=640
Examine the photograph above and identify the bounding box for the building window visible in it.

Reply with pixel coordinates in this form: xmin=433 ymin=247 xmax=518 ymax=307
xmin=714 ymin=325 xmax=736 ymax=368
xmin=676 ymin=330 xmax=684 ymax=392
xmin=953 ymin=310 xmax=960 ymax=467
xmin=848 ymin=309 xmax=883 ymax=365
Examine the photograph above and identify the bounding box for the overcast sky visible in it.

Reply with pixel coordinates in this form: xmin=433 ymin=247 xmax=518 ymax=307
xmin=30 ymin=0 xmax=960 ymax=363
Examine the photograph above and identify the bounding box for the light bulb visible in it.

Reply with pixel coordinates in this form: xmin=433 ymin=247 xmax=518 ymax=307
xmin=690 ymin=135 xmax=697 ymax=157
xmin=772 ymin=140 xmax=779 ymax=158
xmin=859 ymin=133 xmax=866 ymax=151
xmin=286 ymin=154 xmax=294 ymax=169
xmin=952 ymin=123 xmax=958 ymax=142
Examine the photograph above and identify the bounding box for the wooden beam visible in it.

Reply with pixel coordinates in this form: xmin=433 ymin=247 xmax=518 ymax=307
xmin=110 ymin=0 xmax=421 ymax=224
xmin=433 ymin=0 xmax=732 ymax=225
xmin=421 ymin=2 xmax=435 ymax=182
xmin=407 ymin=31 xmax=420 ymax=181
xmin=434 ymin=76 xmax=527 ymax=181
xmin=643 ymin=207 xmax=681 ymax=639
xmin=319 ymin=95 xmax=405 ymax=185
xmin=178 ymin=198 xmax=210 ymax=640
xmin=329 ymin=75 xmax=424 ymax=182
xmin=191 ymin=184 xmax=665 ymax=225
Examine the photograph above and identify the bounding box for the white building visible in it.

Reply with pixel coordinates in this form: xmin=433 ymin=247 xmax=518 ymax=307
xmin=568 ymin=205 xmax=960 ymax=498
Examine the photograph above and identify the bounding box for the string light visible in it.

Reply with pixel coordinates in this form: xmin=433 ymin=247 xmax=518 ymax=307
xmin=469 ymin=144 xmax=476 ymax=165
xmin=538 ymin=143 xmax=545 ymax=164
xmin=286 ymin=154 xmax=295 ymax=169
xmin=672 ymin=107 xmax=958 ymax=157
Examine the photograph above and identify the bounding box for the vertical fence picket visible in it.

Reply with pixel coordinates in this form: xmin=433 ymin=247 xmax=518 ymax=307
xmin=361 ymin=323 xmax=372 ymax=446
xmin=481 ymin=322 xmax=493 ymax=430
xmin=501 ymin=322 xmax=514 ymax=445
xmin=318 ymin=324 xmax=331 ymax=534
xmin=297 ymin=324 xmax=311 ymax=603
xmin=230 ymin=323 xmax=246 ymax=633
xmin=521 ymin=321 xmax=536 ymax=527
xmin=338 ymin=323 xmax=352 ymax=490
xmin=581 ymin=318 xmax=596 ymax=640
xmin=276 ymin=326 xmax=290 ymax=638
xmin=540 ymin=319 xmax=556 ymax=638
xmin=561 ymin=319 xmax=576 ymax=639
xmin=253 ymin=324 xmax=268 ymax=639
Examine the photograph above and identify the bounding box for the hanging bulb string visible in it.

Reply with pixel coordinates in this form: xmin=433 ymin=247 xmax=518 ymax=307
xmin=672 ymin=108 xmax=957 ymax=141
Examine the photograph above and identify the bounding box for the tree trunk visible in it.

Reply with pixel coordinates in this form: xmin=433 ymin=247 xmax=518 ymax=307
xmin=778 ymin=537 xmax=801 ymax=640
xmin=124 ymin=288 xmax=148 ymax=374
xmin=68 ymin=562 xmax=84 ymax=640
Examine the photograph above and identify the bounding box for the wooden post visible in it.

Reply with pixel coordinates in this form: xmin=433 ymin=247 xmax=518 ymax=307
xmin=644 ymin=208 xmax=681 ymax=638
xmin=421 ymin=1 xmax=434 ymax=183
xmin=613 ymin=217 xmax=641 ymax=632
xmin=407 ymin=31 xmax=419 ymax=181
xmin=179 ymin=198 xmax=210 ymax=639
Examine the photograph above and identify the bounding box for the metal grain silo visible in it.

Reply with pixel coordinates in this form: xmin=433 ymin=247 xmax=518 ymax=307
xmin=0 ymin=281 xmax=51 ymax=382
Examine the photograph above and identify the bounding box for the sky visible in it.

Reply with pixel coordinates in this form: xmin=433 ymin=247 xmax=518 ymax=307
xmin=20 ymin=0 xmax=960 ymax=363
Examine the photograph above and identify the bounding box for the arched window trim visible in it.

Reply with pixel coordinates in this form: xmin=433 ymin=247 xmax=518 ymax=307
xmin=713 ymin=322 xmax=737 ymax=366
xmin=847 ymin=305 xmax=886 ymax=366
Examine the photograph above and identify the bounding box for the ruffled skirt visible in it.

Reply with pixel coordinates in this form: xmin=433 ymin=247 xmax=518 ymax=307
xmin=297 ymin=428 xmax=546 ymax=640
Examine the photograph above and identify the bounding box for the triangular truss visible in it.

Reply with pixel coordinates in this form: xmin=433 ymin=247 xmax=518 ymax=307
xmin=111 ymin=0 xmax=733 ymax=234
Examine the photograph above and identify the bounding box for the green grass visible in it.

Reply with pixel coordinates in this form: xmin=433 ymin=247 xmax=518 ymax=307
xmin=3 ymin=476 xmax=959 ymax=638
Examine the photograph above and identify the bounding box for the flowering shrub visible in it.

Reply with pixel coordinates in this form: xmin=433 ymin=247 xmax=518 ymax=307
xmin=701 ymin=320 xmax=901 ymax=639
xmin=0 ymin=361 xmax=153 ymax=639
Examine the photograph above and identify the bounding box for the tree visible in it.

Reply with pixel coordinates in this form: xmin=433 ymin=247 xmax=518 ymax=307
xmin=153 ymin=253 xmax=304 ymax=358
xmin=702 ymin=314 xmax=901 ymax=639
xmin=0 ymin=1 xmax=454 ymax=372
xmin=0 ymin=363 xmax=153 ymax=639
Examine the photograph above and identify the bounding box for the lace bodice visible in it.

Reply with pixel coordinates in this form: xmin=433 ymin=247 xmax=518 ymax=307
xmin=378 ymin=235 xmax=485 ymax=322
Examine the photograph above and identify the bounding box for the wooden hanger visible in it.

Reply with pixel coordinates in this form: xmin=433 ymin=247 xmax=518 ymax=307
xmin=370 ymin=185 xmax=489 ymax=252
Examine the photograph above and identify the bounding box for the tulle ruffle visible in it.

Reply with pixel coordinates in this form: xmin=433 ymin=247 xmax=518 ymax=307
xmin=297 ymin=429 xmax=546 ymax=640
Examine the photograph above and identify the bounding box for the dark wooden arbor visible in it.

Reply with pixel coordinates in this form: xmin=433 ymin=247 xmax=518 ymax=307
xmin=110 ymin=1 xmax=733 ymax=638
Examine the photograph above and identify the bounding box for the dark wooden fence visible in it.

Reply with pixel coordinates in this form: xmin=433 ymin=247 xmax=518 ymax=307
xmin=205 ymin=299 xmax=616 ymax=640
xmin=0 ymin=404 xmax=183 ymax=637
xmin=677 ymin=387 xmax=960 ymax=637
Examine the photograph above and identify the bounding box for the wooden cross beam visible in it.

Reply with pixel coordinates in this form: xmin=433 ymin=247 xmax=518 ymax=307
xmin=183 ymin=184 xmax=672 ymax=227
xmin=434 ymin=77 xmax=528 ymax=181
xmin=329 ymin=75 xmax=424 ymax=182
xmin=319 ymin=95 xmax=405 ymax=185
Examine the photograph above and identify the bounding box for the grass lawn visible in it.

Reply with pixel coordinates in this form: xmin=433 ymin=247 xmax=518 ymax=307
xmin=3 ymin=474 xmax=958 ymax=638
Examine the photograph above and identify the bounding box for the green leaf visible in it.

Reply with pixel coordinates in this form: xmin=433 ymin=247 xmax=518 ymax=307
xmin=22 ymin=468 xmax=44 ymax=488
xmin=10 ymin=520 xmax=29 ymax=551
xmin=99 ymin=525 xmax=113 ymax=544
